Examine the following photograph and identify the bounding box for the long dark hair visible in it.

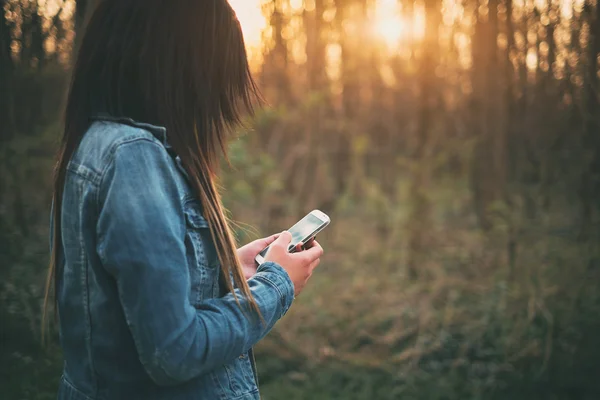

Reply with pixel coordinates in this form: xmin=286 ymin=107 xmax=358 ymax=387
xmin=43 ymin=0 xmax=261 ymax=334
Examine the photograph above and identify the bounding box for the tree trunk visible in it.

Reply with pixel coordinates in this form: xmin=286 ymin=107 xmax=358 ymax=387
xmin=0 ymin=0 xmax=14 ymax=141
xmin=30 ymin=8 xmax=44 ymax=69
xmin=337 ymin=0 xmax=359 ymax=119
xmin=405 ymin=0 xmax=441 ymax=280
xmin=504 ymin=0 xmax=518 ymax=276
xmin=505 ymin=0 xmax=517 ymax=183
xmin=267 ymin=0 xmax=290 ymax=102
xmin=297 ymin=0 xmax=326 ymax=211
xmin=580 ymin=0 xmax=600 ymax=239
xmin=331 ymin=0 xmax=353 ymax=195
xmin=470 ymin=0 xmax=507 ymax=231
xmin=305 ymin=0 xmax=327 ymax=93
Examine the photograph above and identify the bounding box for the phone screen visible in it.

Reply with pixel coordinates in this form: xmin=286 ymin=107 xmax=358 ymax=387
xmin=259 ymin=213 xmax=326 ymax=258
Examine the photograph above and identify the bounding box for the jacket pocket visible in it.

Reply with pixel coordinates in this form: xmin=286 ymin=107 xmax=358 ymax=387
xmin=58 ymin=375 xmax=95 ymax=400
xmin=212 ymin=352 xmax=258 ymax=398
xmin=183 ymin=200 xmax=220 ymax=305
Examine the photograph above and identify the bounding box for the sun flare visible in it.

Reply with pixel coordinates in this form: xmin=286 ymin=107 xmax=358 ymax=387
xmin=228 ymin=0 xmax=265 ymax=48
xmin=373 ymin=0 xmax=404 ymax=48
xmin=229 ymin=0 xmax=416 ymax=58
xmin=374 ymin=18 xmax=405 ymax=48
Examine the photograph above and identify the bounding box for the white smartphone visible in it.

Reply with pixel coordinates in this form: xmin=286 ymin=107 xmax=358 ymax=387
xmin=255 ymin=210 xmax=330 ymax=265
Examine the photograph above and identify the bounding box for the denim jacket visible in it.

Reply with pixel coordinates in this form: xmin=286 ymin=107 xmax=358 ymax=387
xmin=54 ymin=117 xmax=295 ymax=400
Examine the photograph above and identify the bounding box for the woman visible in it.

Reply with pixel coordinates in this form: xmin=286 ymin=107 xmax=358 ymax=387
xmin=44 ymin=1 xmax=323 ymax=399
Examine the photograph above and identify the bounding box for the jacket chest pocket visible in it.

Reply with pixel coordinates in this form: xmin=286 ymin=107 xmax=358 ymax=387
xmin=183 ymin=201 xmax=220 ymax=305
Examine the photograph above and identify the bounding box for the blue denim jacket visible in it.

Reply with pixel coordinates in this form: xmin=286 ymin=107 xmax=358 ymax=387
xmin=54 ymin=118 xmax=295 ymax=400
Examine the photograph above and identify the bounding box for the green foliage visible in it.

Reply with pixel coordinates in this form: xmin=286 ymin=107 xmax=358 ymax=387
xmin=224 ymin=103 xmax=600 ymax=400
xmin=2 ymin=5 xmax=600 ymax=396
xmin=3 ymin=102 xmax=600 ymax=399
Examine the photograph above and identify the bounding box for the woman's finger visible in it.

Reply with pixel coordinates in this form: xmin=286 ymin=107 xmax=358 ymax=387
xmin=260 ymin=233 xmax=280 ymax=247
xmin=294 ymin=240 xmax=323 ymax=263
xmin=308 ymin=258 xmax=321 ymax=271
xmin=303 ymin=237 xmax=316 ymax=248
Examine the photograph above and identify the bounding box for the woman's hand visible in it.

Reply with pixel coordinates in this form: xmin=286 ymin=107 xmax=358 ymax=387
xmin=237 ymin=234 xmax=279 ymax=280
xmin=264 ymin=232 xmax=324 ymax=297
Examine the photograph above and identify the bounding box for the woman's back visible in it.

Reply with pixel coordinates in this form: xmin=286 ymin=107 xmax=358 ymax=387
xmin=58 ymin=120 xmax=163 ymax=398
xmin=56 ymin=119 xmax=288 ymax=399
xmin=46 ymin=2 xmax=324 ymax=398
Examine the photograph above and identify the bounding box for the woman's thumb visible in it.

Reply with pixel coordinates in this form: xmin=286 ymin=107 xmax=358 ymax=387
xmin=274 ymin=231 xmax=292 ymax=247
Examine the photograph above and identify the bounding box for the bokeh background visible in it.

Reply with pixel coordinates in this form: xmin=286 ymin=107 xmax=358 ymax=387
xmin=1 ymin=0 xmax=600 ymax=399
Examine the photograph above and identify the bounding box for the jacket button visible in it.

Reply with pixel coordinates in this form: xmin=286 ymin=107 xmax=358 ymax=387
xmin=239 ymin=354 xmax=246 ymax=359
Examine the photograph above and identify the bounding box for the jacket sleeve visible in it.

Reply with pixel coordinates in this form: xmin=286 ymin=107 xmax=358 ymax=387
xmin=96 ymin=138 xmax=294 ymax=386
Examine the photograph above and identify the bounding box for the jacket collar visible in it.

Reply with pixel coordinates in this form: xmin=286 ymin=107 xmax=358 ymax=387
xmin=91 ymin=114 xmax=171 ymax=150
xmin=90 ymin=114 xmax=193 ymax=181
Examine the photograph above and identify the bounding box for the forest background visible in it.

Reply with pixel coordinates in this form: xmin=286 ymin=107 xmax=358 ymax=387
xmin=1 ymin=0 xmax=600 ymax=399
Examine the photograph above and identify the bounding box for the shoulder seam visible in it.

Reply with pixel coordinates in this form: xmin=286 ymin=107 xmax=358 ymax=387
xmin=96 ymin=137 xmax=166 ymax=212
xmin=98 ymin=137 xmax=165 ymax=185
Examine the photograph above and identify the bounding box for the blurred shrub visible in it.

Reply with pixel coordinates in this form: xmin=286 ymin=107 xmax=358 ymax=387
xmin=226 ymin=105 xmax=600 ymax=399
xmin=1 ymin=101 xmax=600 ymax=400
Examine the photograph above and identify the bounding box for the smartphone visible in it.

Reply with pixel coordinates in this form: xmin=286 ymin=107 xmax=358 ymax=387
xmin=255 ymin=210 xmax=330 ymax=265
